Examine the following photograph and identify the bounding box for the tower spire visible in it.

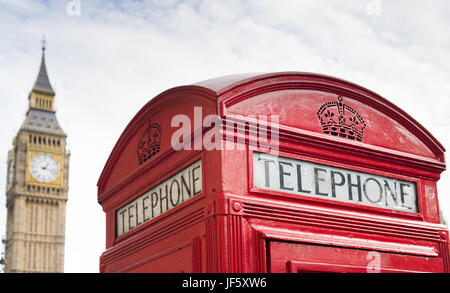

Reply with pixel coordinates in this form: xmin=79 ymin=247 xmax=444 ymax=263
xmin=42 ymin=34 xmax=46 ymax=52
xmin=32 ymin=36 xmax=55 ymax=95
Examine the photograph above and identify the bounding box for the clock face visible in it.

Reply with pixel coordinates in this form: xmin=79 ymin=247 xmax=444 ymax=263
xmin=7 ymin=158 xmax=14 ymax=186
xmin=30 ymin=154 xmax=59 ymax=183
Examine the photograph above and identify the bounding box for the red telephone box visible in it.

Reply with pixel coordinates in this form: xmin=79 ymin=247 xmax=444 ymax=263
xmin=97 ymin=72 xmax=449 ymax=273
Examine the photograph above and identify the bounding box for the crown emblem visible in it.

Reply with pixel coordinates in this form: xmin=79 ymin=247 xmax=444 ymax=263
xmin=317 ymin=96 xmax=366 ymax=141
xmin=137 ymin=121 xmax=162 ymax=164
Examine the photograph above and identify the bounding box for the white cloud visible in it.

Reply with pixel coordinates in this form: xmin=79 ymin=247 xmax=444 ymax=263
xmin=0 ymin=0 xmax=449 ymax=272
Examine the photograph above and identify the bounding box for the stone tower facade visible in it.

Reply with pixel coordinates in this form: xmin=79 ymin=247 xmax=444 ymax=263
xmin=4 ymin=44 xmax=69 ymax=273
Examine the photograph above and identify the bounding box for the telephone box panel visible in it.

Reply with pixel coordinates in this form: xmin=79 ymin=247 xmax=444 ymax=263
xmin=98 ymin=72 xmax=449 ymax=273
xmin=270 ymin=241 xmax=442 ymax=273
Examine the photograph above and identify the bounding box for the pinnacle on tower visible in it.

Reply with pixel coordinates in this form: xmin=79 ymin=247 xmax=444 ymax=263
xmin=32 ymin=36 xmax=55 ymax=96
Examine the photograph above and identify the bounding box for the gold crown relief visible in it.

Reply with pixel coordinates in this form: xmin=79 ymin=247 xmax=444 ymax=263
xmin=137 ymin=121 xmax=162 ymax=164
xmin=317 ymin=96 xmax=366 ymax=141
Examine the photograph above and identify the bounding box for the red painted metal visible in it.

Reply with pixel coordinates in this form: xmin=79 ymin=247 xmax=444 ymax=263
xmin=97 ymin=72 xmax=449 ymax=273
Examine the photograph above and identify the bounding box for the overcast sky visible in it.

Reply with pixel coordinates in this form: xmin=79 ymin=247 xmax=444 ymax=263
xmin=1 ymin=0 xmax=449 ymax=273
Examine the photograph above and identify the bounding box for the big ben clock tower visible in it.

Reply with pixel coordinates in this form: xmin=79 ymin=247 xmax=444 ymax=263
xmin=4 ymin=42 xmax=70 ymax=273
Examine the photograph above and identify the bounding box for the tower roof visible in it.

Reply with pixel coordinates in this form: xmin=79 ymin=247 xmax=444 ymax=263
xmin=32 ymin=43 xmax=55 ymax=96
xmin=21 ymin=108 xmax=66 ymax=137
xmin=20 ymin=39 xmax=65 ymax=136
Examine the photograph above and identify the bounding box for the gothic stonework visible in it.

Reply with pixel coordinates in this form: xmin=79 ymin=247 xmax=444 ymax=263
xmin=4 ymin=43 xmax=70 ymax=273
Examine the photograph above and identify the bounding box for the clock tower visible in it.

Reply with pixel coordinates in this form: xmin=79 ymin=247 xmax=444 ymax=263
xmin=4 ymin=42 xmax=70 ymax=273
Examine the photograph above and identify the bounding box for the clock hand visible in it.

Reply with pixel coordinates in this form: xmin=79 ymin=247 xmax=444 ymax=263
xmin=41 ymin=163 xmax=49 ymax=170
